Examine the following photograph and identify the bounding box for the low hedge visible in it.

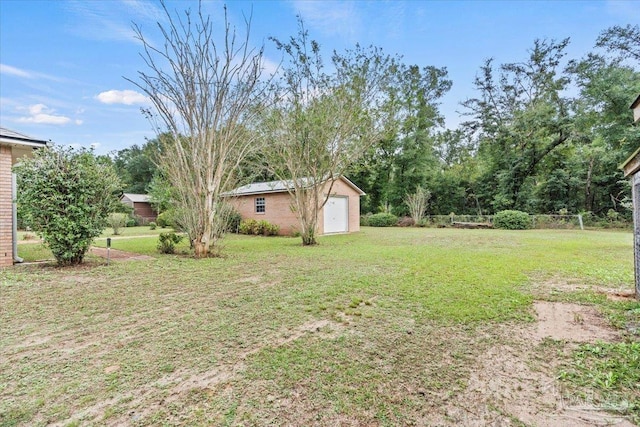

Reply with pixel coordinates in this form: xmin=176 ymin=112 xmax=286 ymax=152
xmin=239 ymin=219 xmax=280 ymax=236
xmin=367 ymin=213 xmax=398 ymax=227
xmin=493 ymin=210 xmax=532 ymax=230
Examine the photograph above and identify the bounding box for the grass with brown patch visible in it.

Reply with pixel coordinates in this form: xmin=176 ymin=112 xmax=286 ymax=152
xmin=1 ymin=228 xmax=638 ymax=426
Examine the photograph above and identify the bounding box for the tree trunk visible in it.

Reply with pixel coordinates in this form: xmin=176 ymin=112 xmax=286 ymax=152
xmin=585 ymin=156 xmax=595 ymax=212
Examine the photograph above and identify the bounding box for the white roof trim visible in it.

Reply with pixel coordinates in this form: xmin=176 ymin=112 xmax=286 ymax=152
xmin=0 ymin=127 xmax=49 ymax=148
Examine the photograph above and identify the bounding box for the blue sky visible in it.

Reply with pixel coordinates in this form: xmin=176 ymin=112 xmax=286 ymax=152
xmin=1 ymin=0 xmax=638 ymax=154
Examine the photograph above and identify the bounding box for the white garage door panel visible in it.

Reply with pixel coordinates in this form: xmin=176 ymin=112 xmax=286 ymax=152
xmin=324 ymin=196 xmax=348 ymax=233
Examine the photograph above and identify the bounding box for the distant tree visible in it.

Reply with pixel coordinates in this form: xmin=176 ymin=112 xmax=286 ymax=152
xmin=14 ymin=146 xmax=121 ymax=266
xmin=596 ymin=24 xmax=640 ymax=63
xmin=261 ymin=20 xmax=398 ymax=245
xmin=405 ymin=186 xmax=431 ymax=224
xmin=348 ymin=63 xmax=451 ymax=215
xmin=146 ymin=172 xmax=173 ymax=214
xmin=462 ymin=38 xmax=573 ymax=212
xmin=568 ymin=53 xmax=640 ymax=214
xmin=131 ymin=3 xmax=269 ymax=257
xmin=112 ymin=139 xmax=160 ymax=194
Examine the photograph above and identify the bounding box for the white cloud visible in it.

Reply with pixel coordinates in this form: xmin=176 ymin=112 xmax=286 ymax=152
xmin=0 ymin=63 xmax=63 ymax=82
xmin=65 ymin=0 xmax=165 ymax=43
xmin=0 ymin=64 xmax=31 ymax=78
xmin=261 ymin=57 xmax=281 ymax=77
xmin=291 ymin=0 xmax=361 ymax=40
xmin=16 ymin=104 xmax=77 ymax=125
xmin=96 ymin=89 xmax=149 ymax=105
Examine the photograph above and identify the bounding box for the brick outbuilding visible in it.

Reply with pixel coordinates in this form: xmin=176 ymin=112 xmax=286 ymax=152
xmin=120 ymin=193 xmax=157 ymax=224
xmin=228 ymin=176 xmax=364 ymax=236
xmin=0 ymin=128 xmax=48 ymax=267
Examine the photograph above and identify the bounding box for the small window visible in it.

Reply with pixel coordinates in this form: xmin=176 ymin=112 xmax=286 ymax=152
xmin=255 ymin=197 xmax=265 ymax=213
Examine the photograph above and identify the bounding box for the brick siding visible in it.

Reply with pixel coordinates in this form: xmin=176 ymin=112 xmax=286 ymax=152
xmin=133 ymin=202 xmax=157 ymax=223
xmin=230 ymin=177 xmax=361 ymax=236
xmin=0 ymin=145 xmax=13 ymax=267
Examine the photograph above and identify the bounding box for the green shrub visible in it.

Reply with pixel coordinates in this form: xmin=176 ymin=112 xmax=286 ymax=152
xmin=225 ymin=208 xmax=242 ymax=233
xmin=108 ymin=213 xmax=128 ymax=235
xmin=13 ymin=146 xmax=121 ymax=266
xmin=239 ymin=219 xmax=256 ymax=235
xmin=126 ymin=216 xmax=139 ymax=227
xmin=149 ymin=222 xmax=157 ymax=230
xmin=239 ymin=219 xmax=279 ymax=236
xmin=157 ymin=232 xmax=184 ymax=254
xmin=156 ymin=212 xmax=172 ymax=228
xmin=397 ymin=216 xmax=415 ymax=227
xmin=367 ymin=213 xmax=398 ymax=227
xmin=493 ymin=210 xmax=532 ymax=230
xmin=360 ymin=214 xmax=371 ymax=226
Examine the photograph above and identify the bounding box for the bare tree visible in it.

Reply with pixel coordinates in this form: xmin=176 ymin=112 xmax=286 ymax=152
xmin=130 ymin=2 xmax=268 ymax=257
xmin=405 ymin=186 xmax=431 ymax=225
xmin=260 ymin=20 xmax=398 ymax=245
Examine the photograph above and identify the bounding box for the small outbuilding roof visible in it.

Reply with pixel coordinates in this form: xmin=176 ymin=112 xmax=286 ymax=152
xmin=121 ymin=193 xmax=151 ymax=203
xmin=621 ymin=147 xmax=640 ymax=178
xmin=227 ymin=176 xmax=365 ymax=197
xmin=0 ymin=127 xmax=49 ymax=148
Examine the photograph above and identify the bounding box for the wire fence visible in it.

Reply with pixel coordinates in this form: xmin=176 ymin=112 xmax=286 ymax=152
xmin=420 ymin=214 xmax=586 ymax=230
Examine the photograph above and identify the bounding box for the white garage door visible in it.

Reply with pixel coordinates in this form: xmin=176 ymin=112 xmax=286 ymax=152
xmin=324 ymin=196 xmax=349 ymax=234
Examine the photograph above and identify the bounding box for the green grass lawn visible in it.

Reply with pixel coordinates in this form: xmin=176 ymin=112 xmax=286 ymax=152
xmin=17 ymin=226 xmax=177 ymax=262
xmin=2 ymin=227 xmax=638 ymax=425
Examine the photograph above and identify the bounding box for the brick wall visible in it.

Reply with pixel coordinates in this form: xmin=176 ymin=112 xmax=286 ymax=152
xmin=133 ymin=202 xmax=157 ymax=223
xmin=319 ymin=178 xmax=361 ymax=234
xmin=0 ymin=145 xmax=13 ymax=267
xmin=230 ymin=177 xmax=362 ymax=236
xmin=232 ymin=192 xmax=301 ymax=236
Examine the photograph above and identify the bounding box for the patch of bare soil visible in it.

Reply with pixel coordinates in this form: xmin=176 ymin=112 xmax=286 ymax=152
xmin=48 ymin=302 xmax=633 ymax=426
xmin=602 ymin=291 xmax=637 ymax=302
xmin=434 ymin=301 xmax=633 ymax=427
xmin=529 ymin=278 xmax=637 ymax=303
xmin=89 ymin=246 xmax=154 ymax=261
xmin=532 ymin=301 xmax=620 ymax=343
xmin=52 ymin=319 xmax=344 ymax=427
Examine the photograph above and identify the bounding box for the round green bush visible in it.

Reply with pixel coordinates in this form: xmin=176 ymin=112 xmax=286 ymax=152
xmin=493 ymin=210 xmax=532 ymax=230
xmin=156 ymin=212 xmax=172 ymax=228
xmin=367 ymin=213 xmax=398 ymax=227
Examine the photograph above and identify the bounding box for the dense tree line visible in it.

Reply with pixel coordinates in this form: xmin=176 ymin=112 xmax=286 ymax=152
xmin=348 ymin=24 xmax=640 ymax=217
xmin=112 ymin=23 xmax=640 ymax=227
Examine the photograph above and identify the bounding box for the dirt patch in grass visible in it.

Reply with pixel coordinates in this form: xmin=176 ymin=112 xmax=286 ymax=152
xmin=434 ymin=301 xmax=632 ymax=427
xmin=89 ymin=246 xmax=154 ymax=261
xmin=530 ymin=277 xmax=636 ymax=301
xmin=51 ymin=319 xmax=345 ymax=426
xmin=601 ymin=291 xmax=637 ymax=302
xmin=532 ymin=301 xmax=620 ymax=343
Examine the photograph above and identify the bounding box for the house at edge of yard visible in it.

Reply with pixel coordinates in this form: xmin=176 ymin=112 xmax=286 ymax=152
xmin=0 ymin=127 xmax=48 ymax=267
xmin=227 ymin=176 xmax=365 ymax=236
xmin=120 ymin=193 xmax=157 ymax=224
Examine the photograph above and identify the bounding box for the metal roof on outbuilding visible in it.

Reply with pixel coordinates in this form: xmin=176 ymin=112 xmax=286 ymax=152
xmin=226 ymin=176 xmax=365 ymax=197
xmin=121 ymin=193 xmax=151 ymax=203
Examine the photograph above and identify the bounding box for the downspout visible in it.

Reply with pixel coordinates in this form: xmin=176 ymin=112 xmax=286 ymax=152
xmin=12 ymin=173 xmax=23 ymax=263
